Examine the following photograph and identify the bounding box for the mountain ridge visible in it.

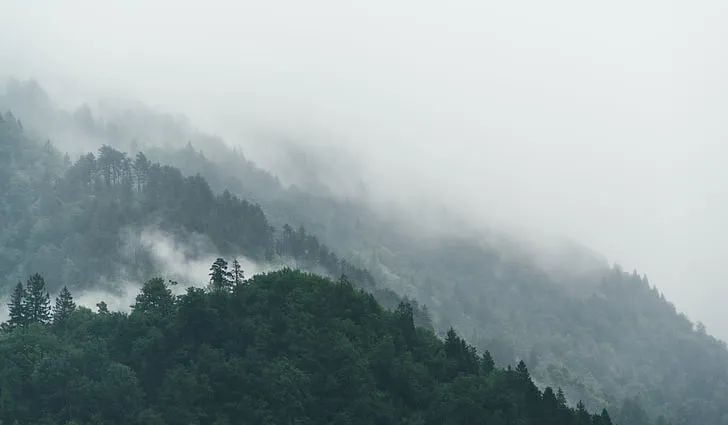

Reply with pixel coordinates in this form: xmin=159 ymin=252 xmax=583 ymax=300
xmin=1 ymin=80 xmax=726 ymax=424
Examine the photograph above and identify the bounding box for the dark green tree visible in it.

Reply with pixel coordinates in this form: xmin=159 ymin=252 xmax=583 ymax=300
xmin=394 ymin=301 xmax=415 ymax=343
xmin=52 ymin=286 xmax=76 ymax=325
xmin=595 ymin=408 xmax=613 ymax=425
xmin=444 ymin=327 xmax=460 ymax=358
xmin=24 ymin=273 xmax=51 ymax=325
xmin=556 ymin=387 xmax=567 ymax=408
xmin=133 ymin=277 xmax=175 ymax=316
xmin=575 ymin=401 xmax=591 ymax=425
xmin=133 ymin=152 xmax=151 ymax=192
xmin=6 ymin=282 xmax=27 ymax=329
xmin=481 ymin=350 xmax=495 ymax=374
xmin=209 ymin=258 xmax=232 ymax=292
xmin=515 ymin=360 xmax=531 ymax=381
xmin=231 ymin=258 xmax=244 ymax=286
xmin=97 ymin=301 xmax=110 ymax=314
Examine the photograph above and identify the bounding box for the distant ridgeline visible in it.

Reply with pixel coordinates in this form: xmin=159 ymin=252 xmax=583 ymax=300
xmin=0 ymin=266 xmax=620 ymax=425
xmin=3 ymin=92 xmax=727 ymax=425
xmin=0 ymin=114 xmax=430 ymax=328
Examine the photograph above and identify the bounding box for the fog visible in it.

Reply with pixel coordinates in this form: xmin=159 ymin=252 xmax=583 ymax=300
xmin=75 ymin=227 xmax=272 ymax=314
xmin=2 ymin=1 xmax=728 ymax=336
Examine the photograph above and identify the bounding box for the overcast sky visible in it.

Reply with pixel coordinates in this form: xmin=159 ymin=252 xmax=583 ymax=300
xmin=2 ymin=0 xmax=728 ymax=337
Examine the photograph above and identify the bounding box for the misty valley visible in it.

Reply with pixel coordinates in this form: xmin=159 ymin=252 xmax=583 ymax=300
xmin=0 ymin=81 xmax=726 ymax=424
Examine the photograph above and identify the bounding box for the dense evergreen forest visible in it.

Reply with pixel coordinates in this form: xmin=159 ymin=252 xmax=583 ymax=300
xmin=2 ymin=80 xmax=727 ymax=424
xmin=0 ymin=112 xmax=431 ymax=326
xmin=1 ymin=266 xmax=619 ymax=425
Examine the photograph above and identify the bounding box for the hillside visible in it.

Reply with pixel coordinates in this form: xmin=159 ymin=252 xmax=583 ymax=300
xmin=0 ymin=267 xmax=617 ymax=425
xmin=0 ymin=115 xmax=430 ymax=327
xmin=2 ymin=81 xmax=727 ymax=424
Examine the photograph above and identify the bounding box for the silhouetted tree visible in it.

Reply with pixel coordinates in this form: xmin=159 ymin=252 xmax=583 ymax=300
xmin=556 ymin=388 xmax=567 ymax=408
xmin=209 ymin=258 xmax=233 ymax=292
xmin=481 ymin=350 xmax=495 ymax=375
xmin=231 ymin=258 xmax=244 ymax=286
xmin=134 ymin=278 xmax=175 ymax=317
xmin=575 ymin=401 xmax=591 ymax=425
xmin=6 ymin=282 xmax=27 ymax=329
xmin=97 ymin=301 xmax=109 ymax=314
xmin=515 ymin=360 xmax=530 ymax=381
xmin=52 ymin=286 xmax=76 ymax=325
xmin=133 ymin=152 xmax=151 ymax=192
xmin=394 ymin=301 xmax=415 ymax=343
xmin=24 ymin=274 xmax=51 ymax=325
xmin=445 ymin=327 xmax=460 ymax=358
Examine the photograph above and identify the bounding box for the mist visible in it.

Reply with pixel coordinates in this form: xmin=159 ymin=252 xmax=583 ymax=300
xmin=74 ymin=227 xmax=272 ymax=314
xmin=2 ymin=1 xmax=728 ymax=337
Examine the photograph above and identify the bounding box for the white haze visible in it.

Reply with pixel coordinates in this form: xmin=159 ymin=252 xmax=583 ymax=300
xmin=125 ymin=227 xmax=270 ymax=286
xmin=0 ymin=228 xmax=274 ymax=318
xmin=2 ymin=1 xmax=728 ymax=337
xmin=76 ymin=227 xmax=273 ymax=313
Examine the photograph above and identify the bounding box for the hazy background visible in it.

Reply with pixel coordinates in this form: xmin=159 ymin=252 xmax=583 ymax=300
xmin=2 ymin=1 xmax=727 ymax=337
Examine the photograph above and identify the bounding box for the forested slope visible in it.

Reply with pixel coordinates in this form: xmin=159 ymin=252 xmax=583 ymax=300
xmin=2 ymin=80 xmax=727 ymax=424
xmin=119 ymin=107 xmax=728 ymax=425
xmin=0 ymin=116 xmax=430 ymax=326
xmin=0 ymin=267 xmax=618 ymax=425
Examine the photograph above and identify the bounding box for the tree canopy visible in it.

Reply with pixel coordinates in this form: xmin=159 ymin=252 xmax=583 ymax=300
xmin=0 ymin=268 xmax=622 ymax=425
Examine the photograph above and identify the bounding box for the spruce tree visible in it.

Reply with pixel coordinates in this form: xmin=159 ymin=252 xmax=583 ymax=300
xmin=599 ymin=408 xmax=613 ymax=425
xmin=394 ymin=301 xmax=415 ymax=343
xmin=575 ymin=401 xmax=591 ymax=425
xmin=134 ymin=277 xmax=175 ymax=316
xmin=515 ymin=360 xmax=531 ymax=381
xmin=231 ymin=258 xmax=244 ymax=286
xmin=52 ymin=286 xmax=76 ymax=325
xmin=133 ymin=152 xmax=151 ymax=192
xmin=556 ymin=388 xmax=567 ymax=408
xmin=6 ymin=282 xmax=27 ymax=329
xmin=481 ymin=350 xmax=495 ymax=374
xmin=444 ymin=328 xmax=461 ymax=358
xmin=209 ymin=258 xmax=233 ymax=292
xmin=24 ymin=274 xmax=51 ymax=325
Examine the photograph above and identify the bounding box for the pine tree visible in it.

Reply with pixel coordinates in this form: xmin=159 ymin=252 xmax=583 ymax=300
xmin=556 ymin=388 xmax=567 ymax=408
xmin=444 ymin=327 xmax=461 ymax=358
xmin=231 ymin=258 xmax=244 ymax=286
xmin=97 ymin=301 xmax=109 ymax=314
xmin=394 ymin=301 xmax=415 ymax=343
xmin=515 ymin=360 xmax=530 ymax=381
xmin=52 ymin=286 xmax=76 ymax=325
xmin=24 ymin=274 xmax=51 ymax=325
xmin=542 ymin=387 xmax=558 ymax=409
xmin=593 ymin=409 xmax=612 ymax=425
xmin=134 ymin=278 xmax=175 ymax=316
xmin=575 ymin=401 xmax=591 ymax=425
xmin=481 ymin=350 xmax=495 ymax=374
xmin=209 ymin=258 xmax=233 ymax=292
xmin=133 ymin=152 xmax=151 ymax=192
xmin=6 ymin=282 xmax=27 ymax=330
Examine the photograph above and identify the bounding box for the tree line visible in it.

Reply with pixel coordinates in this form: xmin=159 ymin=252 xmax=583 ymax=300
xmin=3 ymin=273 xmax=75 ymax=330
xmin=0 ymin=264 xmax=626 ymax=425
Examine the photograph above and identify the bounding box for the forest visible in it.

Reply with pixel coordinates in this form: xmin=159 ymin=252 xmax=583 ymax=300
xmin=1 ymin=83 xmax=726 ymax=424
xmin=1 ymin=265 xmax=618 ymax=425
xmin=0 ymin=112 xmax=431 ymax=326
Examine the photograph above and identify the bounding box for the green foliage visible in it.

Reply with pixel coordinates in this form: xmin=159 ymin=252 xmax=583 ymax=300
xmin=6 ymin=282 xmax=27 ymax=329
xmin=52 ymin=285 xmax=76 ymax=325
xmin=129 ymin=113 xmax=722 ymax=424
xmin=231 ymin=258 xmax=243 ymax=286
xmin=24 ymin=273 xmax=52 ymax=325
xmin=0 ymin=269 xmax=617 ymax=425
xmin=208 ymin=258 xmax=232 ymax=292
xmin=0 ymin=97 xmax=716 ymax=424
